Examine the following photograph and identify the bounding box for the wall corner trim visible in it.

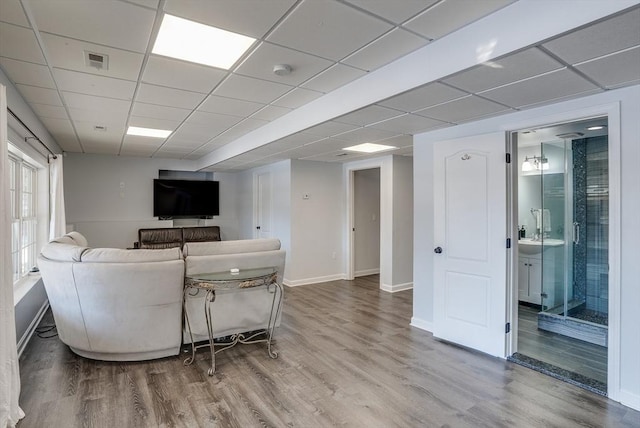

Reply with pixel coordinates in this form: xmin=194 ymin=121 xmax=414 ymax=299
xmin=410 ymin=317 xmax=433 ymax=333
xmin=381 ymin=282 xmax=413 ymax=293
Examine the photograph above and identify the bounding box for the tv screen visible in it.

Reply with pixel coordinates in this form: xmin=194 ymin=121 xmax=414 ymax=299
xmin=153 ymin=179 xmax=219 ymax=217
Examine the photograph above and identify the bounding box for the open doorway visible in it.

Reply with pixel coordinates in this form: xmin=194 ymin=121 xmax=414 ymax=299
xmin=353 ymin=168 xmax=381 ymax=278
xmin=510 ymin=117 xmax=611 ymax=395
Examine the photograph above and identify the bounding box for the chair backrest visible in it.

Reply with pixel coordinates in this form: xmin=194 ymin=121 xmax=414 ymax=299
xmin=182 ymin=226 xmax=221 ymax=243
xmin=138 ymin=227 xmax=183 ymax=249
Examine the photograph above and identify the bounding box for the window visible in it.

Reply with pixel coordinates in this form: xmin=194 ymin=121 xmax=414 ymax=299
xmin=9 ymin=154 xmax=38 ymax=283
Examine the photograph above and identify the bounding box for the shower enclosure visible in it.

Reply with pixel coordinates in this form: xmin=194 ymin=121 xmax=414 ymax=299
xmin=535 ymin=136 xmax=609 ymax=347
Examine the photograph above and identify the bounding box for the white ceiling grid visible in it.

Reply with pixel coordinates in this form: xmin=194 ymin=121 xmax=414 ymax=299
xmin=0 ymin=0 xmax=638 ymax=170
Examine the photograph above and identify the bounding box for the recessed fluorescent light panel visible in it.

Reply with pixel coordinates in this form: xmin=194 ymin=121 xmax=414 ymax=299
xmin=126 ymin=126 xmax=172 ymax=138
xmin=152 ymin=14 xmax=255 ymax=69
xmin=343 ymin=143 xmax=397 ymax=153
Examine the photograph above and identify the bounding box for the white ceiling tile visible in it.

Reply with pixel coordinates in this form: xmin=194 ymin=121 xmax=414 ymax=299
xmin=199 ymin=95 xmax=265 ymax=117
xmin=63 ymin=92 xmax=131 ymax=114
xmin=271 ymin=87 xmax=323 ymax=109
xmin=15 ymin=84 xmax=63 ymax=106
xmin=131 ymin=102 xmax=191 ymax=122
xmin=378 ymin=82 xmax=467 ymax=112
xmin=304 ymin=121 xmax=359 ymax=137
xmin=128 ymin=116 xmax=181 ymax=132
xmin=53 ymin=69 xmax=136 ymax=100
xmin=0 ymin=57 xmax=55 ymax=87
xmin=480 ymin=69 xmax=601 ymax=109
xmin=342 ymin=28 xmax=428 ymax=72
xmin=1 ymin=0 xmax=29 ymax=26
xmin=187 ymin=111 xmax=241 ymax=127
xmin=270 ymin=132 xmax=321 ymax=149
xmin=38 ymin=117 xmax=82 ymax=152
xmin=153 ymin=151 xmax=190 ymax=159
xmin=442 ymin=47 xmax=564 ymax=93
xmin=80 ymin=141 xmax=120 ymax=155
xmin=235 ymin=42 xmax=333 ymax=86
xmin=376 ymin=134 xmax=413 ymax=147
xmin=41 ymin=33 xmax=144 ymax=81
xmin=369 ymin=113 xmax=450 ymax=134
xmin=342 ymin=0 xmax=437 ymax=24
xmin=334 ymin=105 xmax=404 ymax=126
xmin=66 ymin=104 xmax=129 ymax=125
xmin=414 ymin=95 xmax=511 ymax=123
xmin=267 ymin=0 xmax=393 ymax=61
xmin=213 ymin=74 xmax=292 ymax=104
xmin=74 ymin=120 xmax=125 ymax=144
xmin=0 ymin=22 xmax=45 ymax=64
xmin=127 ymin=0 xmax=159 ymax=9
xmin=176 ymin=121 xmax=229 ymax=140
xmin=164 ymin=0 xmax=297 ymax=39
xmin=142 ymin=55 xmax=227 ymax=94
xmin=122 ymin=136 xmax=165 ymax=149
xmin=29 ymin=0 xmax=155 ymax=52
xmin=301 ymin=63 xmax=366 ymax=93
xmin=404 ymin=0 xmax=514 ymax=39
xmin=575 ymin=46 xmax=640 ymax=89
xmin=542 ymin=8 xmax=640 ymax=65
xmin=119 ymin=148 xmax=155 ymax=157
xmin=136 ymin=83 xmax=207 ymax=109
xmin=29 ymin=103 xmax=69 ymax=120
xmin=251 ymin=105 xmax=292 ymax=121
xmin=214 ymin=117 xmax=270 ymax=142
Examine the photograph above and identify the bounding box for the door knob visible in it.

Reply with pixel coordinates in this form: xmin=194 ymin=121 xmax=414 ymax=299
xmin=434 ymin=247 xmax=443 ymax=254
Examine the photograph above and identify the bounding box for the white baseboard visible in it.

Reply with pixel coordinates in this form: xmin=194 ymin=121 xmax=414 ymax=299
xmin=17 ymin=300 xmax=49 ymax=358
xmin=283 ymin=273 xmax=347 ymax=287
xmin=619 ymin=389 xmax=640 ymax=411
xmin=410 ymin=317 xmax=433 ymax=333
xmin=355 ymin=268 xmax=380 ymax=277
xmin=380 ymin=281 xmax=413 ymax=293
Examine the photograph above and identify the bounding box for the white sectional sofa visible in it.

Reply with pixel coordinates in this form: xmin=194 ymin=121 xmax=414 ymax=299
xmin=37 ymin=232 xmax=286 ymax=362
xmin=182 ymin=238 xmax=286 ymax=342
xmin=38 ymin=232 xmax=185 ymax=361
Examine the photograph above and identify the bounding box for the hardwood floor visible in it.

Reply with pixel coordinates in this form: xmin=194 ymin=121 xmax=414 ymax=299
xmin=517 ymin=304 xmax=608 ymax=385
xmin=18 ymin=275 xmax=639 ymax=427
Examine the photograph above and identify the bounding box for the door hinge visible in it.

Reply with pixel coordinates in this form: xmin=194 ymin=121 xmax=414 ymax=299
xmin=506 ymin=153 xmax=511 ymax=163
xmin=505 ymin=322 xmax=511 ymax=334
xmin=506 ymin=238 xmax=511 ymax=249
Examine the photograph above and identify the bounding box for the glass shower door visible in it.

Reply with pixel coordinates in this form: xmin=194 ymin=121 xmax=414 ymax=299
xmin=540 ymin=141 xmax=571 ymax=315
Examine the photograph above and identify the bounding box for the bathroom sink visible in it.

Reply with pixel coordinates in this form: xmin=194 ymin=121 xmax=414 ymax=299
xmin=518 ymin=238 xmax=565 ymax=255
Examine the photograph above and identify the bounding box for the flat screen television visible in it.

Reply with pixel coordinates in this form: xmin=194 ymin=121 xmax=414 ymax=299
xmin=153 ymin=179 xmax=219 ymax=218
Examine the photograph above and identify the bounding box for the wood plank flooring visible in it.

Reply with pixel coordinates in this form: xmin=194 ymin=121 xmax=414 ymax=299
xmin=517 ymin=304 xmax=608 ymax=384
xmin=18 ymin=275 xmax=639 ymax=427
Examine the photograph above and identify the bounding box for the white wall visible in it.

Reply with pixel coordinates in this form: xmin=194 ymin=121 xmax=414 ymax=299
xmin=412 ymin=85 xmax=640 ymax=410
xmin=289 ymin=160 xmax=344 ymax=285
xmin=236 ymin=160 xmax=293 ymax=278
xmin=391 ymin=156 xmax=413 ymax=287
xmin=63 ymin=153 xmax=240 ymax=248
xmin=354 ymin=168 xmax=380 ymax=276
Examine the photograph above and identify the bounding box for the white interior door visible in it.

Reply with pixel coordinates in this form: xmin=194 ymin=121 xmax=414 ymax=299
xmin=255 ymin=171 xmax=272 ymax=239
xmin=433 ymin=132 xmax=508 ymax=358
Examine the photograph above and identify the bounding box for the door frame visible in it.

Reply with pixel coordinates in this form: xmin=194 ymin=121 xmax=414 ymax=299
xmin=506 ymin=103 xmax=621 ymax=401
xmin=253 ymin=170 xmax=273 ymax=239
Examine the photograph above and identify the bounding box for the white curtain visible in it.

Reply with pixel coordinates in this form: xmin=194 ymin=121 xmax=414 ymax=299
xmin=49 ymin=155 xmax=66 ymax=240
xmin=1 ymin=87 xmax=25 ymax=426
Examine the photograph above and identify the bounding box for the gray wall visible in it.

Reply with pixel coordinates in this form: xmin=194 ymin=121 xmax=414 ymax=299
xmin=63 ymin=153 xmax=240 ymax=248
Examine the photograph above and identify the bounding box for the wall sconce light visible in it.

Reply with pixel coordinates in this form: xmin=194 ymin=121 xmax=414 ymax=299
xmin=522 ymin=156 xmax=549 ymax=171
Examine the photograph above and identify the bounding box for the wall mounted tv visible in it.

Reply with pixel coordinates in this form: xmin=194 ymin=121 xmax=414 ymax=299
xmin=153 ymin=179 xmax=219 ymax=218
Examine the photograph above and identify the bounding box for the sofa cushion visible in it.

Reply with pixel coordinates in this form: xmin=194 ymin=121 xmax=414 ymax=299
xmin=40 ymin=242 xmax=87 ymax=262
xmin=183 ymin=238 xmax=280 ymax=257
xmin=81 ymin=247 xmax=182 ymax=263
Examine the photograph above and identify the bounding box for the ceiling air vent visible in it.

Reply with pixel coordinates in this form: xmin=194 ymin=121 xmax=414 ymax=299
xmin=93 ymin=125 xmax=107 ymax=132
xmin=84 ymin=51 xmax=109 ymax=70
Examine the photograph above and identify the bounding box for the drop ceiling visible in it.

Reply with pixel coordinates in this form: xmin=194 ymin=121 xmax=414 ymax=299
xmin=0 ymin=0 xmax=639 ymax=171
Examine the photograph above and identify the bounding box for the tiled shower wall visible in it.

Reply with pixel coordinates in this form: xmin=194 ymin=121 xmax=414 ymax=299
xmin=573 ymin=136 xmax=609 ymax=316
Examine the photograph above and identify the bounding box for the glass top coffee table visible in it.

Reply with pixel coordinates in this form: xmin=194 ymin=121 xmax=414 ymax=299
xmin=183 ymin=267 xmax=283 ymax=376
